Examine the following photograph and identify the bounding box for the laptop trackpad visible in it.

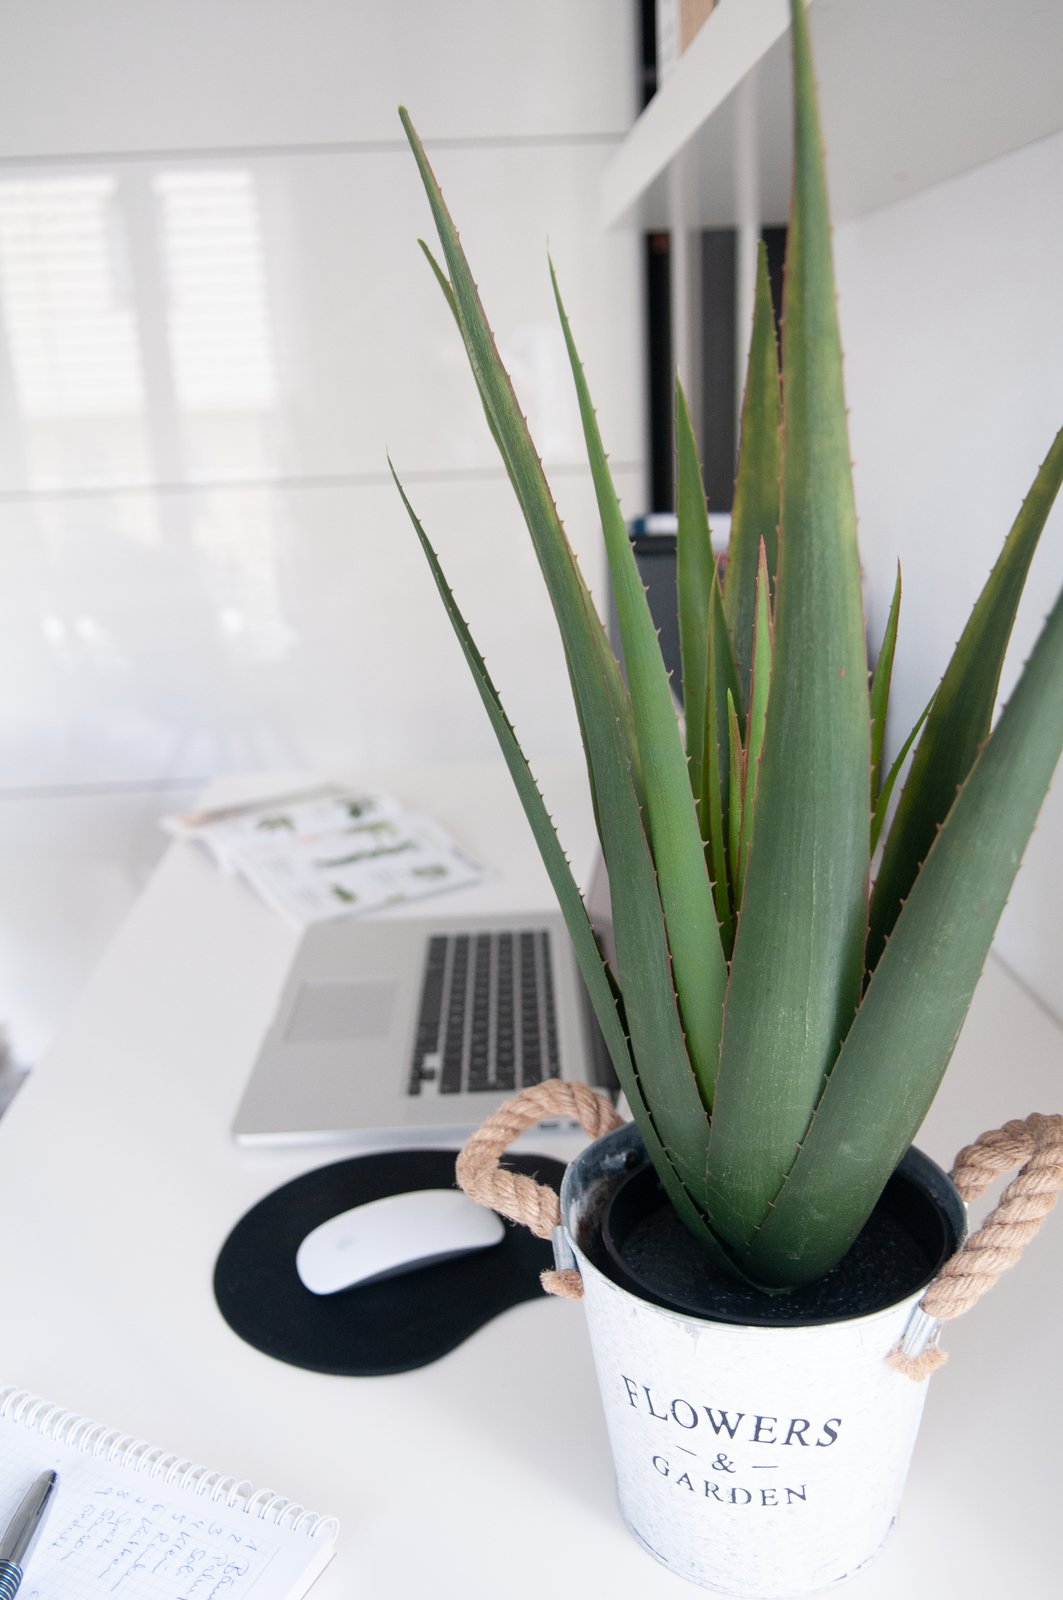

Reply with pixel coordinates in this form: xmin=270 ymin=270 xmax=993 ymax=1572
xmin=284 ymin=979 xmax=397 ymax=1044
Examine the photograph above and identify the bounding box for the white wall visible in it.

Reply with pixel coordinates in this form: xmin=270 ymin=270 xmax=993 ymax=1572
xmin=835 ymin=129 xmax=1063 ymax=1020
xmin=0 ymin=1 xmax=644 ymax=1062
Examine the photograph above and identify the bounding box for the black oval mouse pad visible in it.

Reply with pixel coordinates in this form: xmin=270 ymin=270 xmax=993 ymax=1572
xmin=213 ymin=1149 xmax=566 ymax=1375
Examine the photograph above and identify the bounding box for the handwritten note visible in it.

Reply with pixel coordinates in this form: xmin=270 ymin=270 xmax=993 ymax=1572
xmin=34 ymin=1483 xmax=279 ymax=1600
xmin=0 ymin=1398 xmax=334 ymax=1600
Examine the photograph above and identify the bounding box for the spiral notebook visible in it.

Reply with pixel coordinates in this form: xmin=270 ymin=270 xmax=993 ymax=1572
xmin=0 ymin=1386 xmax=337 ymax=1600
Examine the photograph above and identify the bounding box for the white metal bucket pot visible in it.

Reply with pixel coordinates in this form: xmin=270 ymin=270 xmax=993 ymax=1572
xmin=557 ymin=1120 xmax=956 ymax=1599
xmin=457 ymin=1084 xmax=1063 ymax=1600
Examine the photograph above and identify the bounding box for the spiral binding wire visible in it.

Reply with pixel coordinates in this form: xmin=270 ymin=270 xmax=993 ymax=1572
xmin=0 ymin=1386 xmax=339 ymax=1541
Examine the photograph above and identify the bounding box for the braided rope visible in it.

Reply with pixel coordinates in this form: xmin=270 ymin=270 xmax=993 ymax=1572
xmin=887 ymin=1112 xmax=1063 ymax=1380
xmin=455 ymin=1080 xmax=624 ymax=1297
xmin=458 ymin=1090 xmax=1063 ymax=1331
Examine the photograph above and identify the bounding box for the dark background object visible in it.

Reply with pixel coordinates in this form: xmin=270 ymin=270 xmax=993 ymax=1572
xmin=644 ymin=231 xmax=674 ymax=512
xmin=214 ymin=1148 xmax=564 ymax=1375
xmin=597 ymin=1140 xmax=964 ymax=1326
xmin=643 ymin=224 xmax=787 ymax=518
xmin=699 ymin=228 xmax=738 ymax=511
xmin=638 ymin=0 xmax=658 ymax=107
xmin=761 ymin=224 xmax=787 ymax=332
xmin=631 ymin=221 xmax=787 ymax=701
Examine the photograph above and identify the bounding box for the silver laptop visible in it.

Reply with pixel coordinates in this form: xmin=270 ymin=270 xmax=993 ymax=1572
xmin=232 ymin=870 xmax=615 ymax=1146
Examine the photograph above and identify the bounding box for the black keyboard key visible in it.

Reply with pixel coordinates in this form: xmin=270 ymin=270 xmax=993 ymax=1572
xmin=407 ymin=927 xmax=560 ymax=1097
xmin=441 ymin=1032 xmax=465 ymax=1093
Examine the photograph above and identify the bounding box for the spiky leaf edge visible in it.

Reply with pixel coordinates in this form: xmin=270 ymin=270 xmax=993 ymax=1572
xmin=390 ymin=462 xmax=732 ymax=1253
xmin=676 ymin=381 xmax=715 ymax=811
xmin=869 ymin=424 xmax=1063 ymax=970
xmin=399 ymin=114 xmax=740 ymax=1264
xmin=753 ymin=579 xmax=1063 ymax=1284
xmin=869 ymin=564 xmax=901 ymax=807
xmin=725 ymin=241 xmax=782 ymax=710
xmin=551 ymin=260 xmax=727 ymax=1108
xmin=401 ymin=112 xmax=644 ymax=835
xmin=870 ymin=695 xmax=933 ymax=857
xmin=737 ymin=540 xmax=775 ymax=897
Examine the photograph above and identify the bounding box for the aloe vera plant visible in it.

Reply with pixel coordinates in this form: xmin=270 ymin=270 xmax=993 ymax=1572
xmin=393 ymin=0 xmax=1063 ymax=1290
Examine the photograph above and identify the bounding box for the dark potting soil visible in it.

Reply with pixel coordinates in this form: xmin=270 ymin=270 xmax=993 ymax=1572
xmin=597 ymin=1159 xmax=956 ymax=1325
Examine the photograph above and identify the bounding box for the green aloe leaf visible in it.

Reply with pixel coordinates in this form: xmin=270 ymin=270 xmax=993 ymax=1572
xmin=676 ymin=379 xmax=715 ymax=808
xmin=869 ymin=564 xmax=902 ymax=807
xmin=551 ymin=261 xmax=727 ymax=1107
xmin=391 ymin=463 xmax=729 ymax=1251
xmin=418 ymin=238 xmax=510 ymax=467
xmin=870 ymin=694 xmax=933 ymax=857
xmin=725 ymin=240 xmax=782 ymax=711
xmin=418 ymin=239 xmax=458 ymax=333
xmin=752 ymin=579 xmax=1063 ymax=1286
xmin=703 ymin=568 xmax=741 ymax=953
xmin=726 ymin=690 xmax=744 ymax=905
xmin=868 ymin=423 xmax=1063 ymax=971
xmin=738 ymin=540 xmax=774 ymax=895
xmin=705 ymin=0 xmax=871 ymax=1248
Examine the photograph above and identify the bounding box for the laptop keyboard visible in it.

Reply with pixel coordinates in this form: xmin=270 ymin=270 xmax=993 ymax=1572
xmin=407 ymin=930 xmax=560 ymax=1095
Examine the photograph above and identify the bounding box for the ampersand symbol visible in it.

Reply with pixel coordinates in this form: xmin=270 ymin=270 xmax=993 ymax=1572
xmin=712 ymin=1453 xmax=736 ymax=1473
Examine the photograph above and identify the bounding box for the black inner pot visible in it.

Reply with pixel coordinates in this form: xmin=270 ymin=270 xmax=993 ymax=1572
xmin=597 ymin=1148 xmax=962 ymax=1326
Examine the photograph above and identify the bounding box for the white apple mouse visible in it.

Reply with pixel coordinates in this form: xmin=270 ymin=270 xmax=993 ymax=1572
xmin=295 ymin=1188 xmax=506 ymax=1294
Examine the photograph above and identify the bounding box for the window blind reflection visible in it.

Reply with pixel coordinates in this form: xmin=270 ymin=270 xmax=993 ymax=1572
xmin=0 ymin=175 xmax=144 ymax=418
xmin=155 ymin=169 xmax=277 ymax=412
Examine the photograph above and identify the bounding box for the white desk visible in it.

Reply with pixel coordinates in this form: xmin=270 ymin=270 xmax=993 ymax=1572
xmin=1 ymin=764 xmax=1061 ymax=1599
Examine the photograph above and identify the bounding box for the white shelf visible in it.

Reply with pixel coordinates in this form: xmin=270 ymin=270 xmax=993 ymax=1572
xmin=602 ymin=0 xmax=1063 ymax=230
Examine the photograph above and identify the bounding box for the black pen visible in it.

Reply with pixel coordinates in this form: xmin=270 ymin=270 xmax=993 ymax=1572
xmin=0 ymin=1470 xmax=59 ymax=1599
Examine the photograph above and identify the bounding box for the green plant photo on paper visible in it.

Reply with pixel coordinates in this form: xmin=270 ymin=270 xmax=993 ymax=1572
xmin=391 ymin=0 xmax=1063 ymax=1291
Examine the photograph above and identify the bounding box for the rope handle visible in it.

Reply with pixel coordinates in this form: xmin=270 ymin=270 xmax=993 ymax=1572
xmin=887 ymin=1111 xmax=1063 ymax=1379
xmin=455 ymin=1080 xmax=623 ymax=1298
xmin=456 ymin=1090 xmax=1063 ymax=1333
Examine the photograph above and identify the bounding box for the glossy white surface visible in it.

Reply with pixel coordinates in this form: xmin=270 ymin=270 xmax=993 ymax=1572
xmin=0 ymin=143 xmax=642 ymax=494
xmin=0 ymin=768 xmax=1059 ymax=1599
xmin=0 ymin=0 xmax=637 ymax=154
xmin=0 ymin=786 xmax=189 ymax=1065
xmin=0 ymin=467 xmax=642 ymax=790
